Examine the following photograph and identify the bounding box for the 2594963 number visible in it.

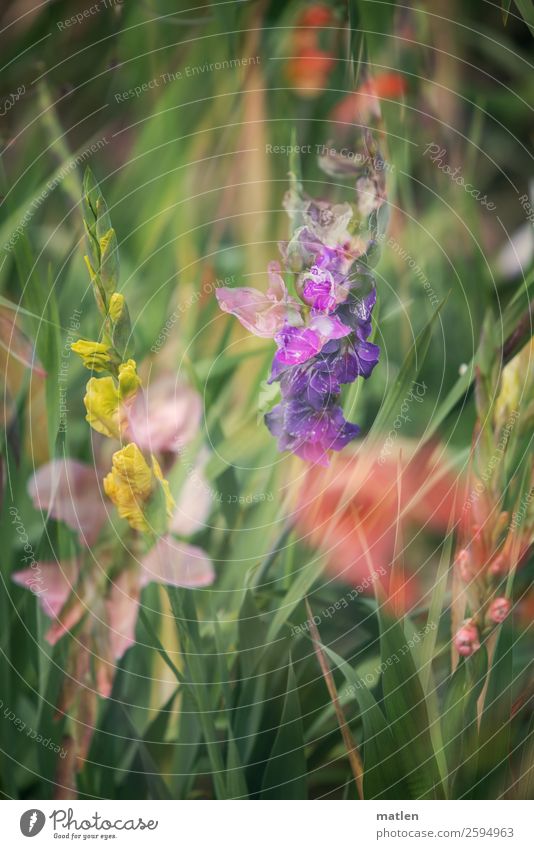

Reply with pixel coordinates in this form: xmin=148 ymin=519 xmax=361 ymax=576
xmin=463 ymin=828 xmax=514 ymax=838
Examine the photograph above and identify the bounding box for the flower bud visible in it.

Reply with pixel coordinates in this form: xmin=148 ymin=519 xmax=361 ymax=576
xmin=487 ymin=597 xmax=511 ymax=624
xmin=109 ymin=292 xmax=125 ymax=323
xmin=455 ymin=548 xmax=472 ymax=582
xmin=118 ymin=359 xmax=140 ymax=399
xmin=108 ymin=293 xmax=133 ymax=360
xmin=454 ymin=620 xmax=481 ymax=656
xmin=489 ymin=553 xmax=507 ymax=576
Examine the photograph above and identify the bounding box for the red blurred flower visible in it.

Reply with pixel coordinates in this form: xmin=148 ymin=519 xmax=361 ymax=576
xmin=331 ymin=72 xmax=407 ymax=125
xmin=299 ymin=4 xmax=334 ymax=28
xmin=294 ymin=439 xmax=464 ymax=606
xmin=287 ymin=5 xmax=338 ymax=97
xmin=286 ymin=48 xmax=336 ymax=97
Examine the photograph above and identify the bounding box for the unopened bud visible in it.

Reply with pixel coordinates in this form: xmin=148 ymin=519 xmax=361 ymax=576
xmin=108 ymin=293 xmax=133 ymax=360
xmin=455 ymin=548 xmax=472 ymax=582
xmin=489 ymin=553 xmax=507 ymax=576
xmin=454 ymin=620 xmax=481 ymax=657
xmin=109 ymin=292 xmax=125 ymax=323
xmin=487 ymin=597 xmax=511 ymax=624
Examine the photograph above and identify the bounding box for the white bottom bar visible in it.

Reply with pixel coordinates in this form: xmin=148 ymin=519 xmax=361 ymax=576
xmin=3 ymin=800 xmax=532 ymax=847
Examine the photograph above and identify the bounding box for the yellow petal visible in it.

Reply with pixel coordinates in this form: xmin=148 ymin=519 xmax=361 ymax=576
xmin=118 ymin=359 xmax=141 ymax=399
xmin=84 ymin=377 xmax=120 ymax=439
xmin=103 ymin=443 xmax=154 ymax=531
xmin=112 ymin=443 xmax=153 ymax=498
xmin=71 ymin=339 xmax=112 ymax=372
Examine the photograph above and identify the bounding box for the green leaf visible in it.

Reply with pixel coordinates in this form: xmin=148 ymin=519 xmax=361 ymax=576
xmin=266 ymin=554 xmax=325 ymax=643
xmin=261 ymin=661 xmax=307 ymax=799
xmin=226 ymin=730 xmax=249 ymax=799
xmin=232 ymin=591 xmax=271 ymax=763
xmin=370 ymin=295 xmax=448 ymax=439
xmin=516 ymin=714 xmax=534 ymax=800
xmin=502 ymin=0 xmax=512 ymax=24
xmin=513 ymin=0 xmax=534 ymax=37
xmin=378 ymin=609 xmax=445 ymax=799
xmin=476 ymin=624 xmax=514 ymax=797
xmin=424 ymin=270 xmax=534 ymax=443
xmin=420 ymin=531 xmax=454 ymax=693
xmin=117 ymin=705 xmax=173 ymax=800
xmin=322 ymin=645 xmax=407 ymax=799
xmin=441 ymin=648 xmax=488 ymax=797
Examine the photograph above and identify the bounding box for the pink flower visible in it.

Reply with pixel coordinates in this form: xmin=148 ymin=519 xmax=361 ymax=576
xmin=487 ymin=597 xmax=511 ymax=624
xmin=127 ymin=374 xmax=202 ymax=454
xmin=12 ymin=559 xmax=77 ymax=620
xmin=28 ymin=376 xmax=210 ymax=548
xmin=141 ymin=535 xmax=214 ymax=589
xmin=216 ymin=261 xmax=302 ymax=338
xmin=170 ymin=447 xmax=212 ymax=535
xmin=12 ymin=536 xmax=214 ymax=661
xmin=454 ymin=621 xmax=481 ymax=656
xmin=28 ymin=459 xmax=108 ymax=546
xmin=19 ymin=388 xmax=215 ymax=677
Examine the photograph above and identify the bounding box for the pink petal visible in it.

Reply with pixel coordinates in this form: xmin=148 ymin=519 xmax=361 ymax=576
xmin=171 ymin=452 xmax=212 ymax=535
xmin=216 ymin=286 xmax=294 ymax=338
xmin=106 ymin=571 xmax=140 ymax=660
xmin=310 ymin=314 xmax=352 ymax=341
xmin=267 ymin=261 xmax=287 ymax=300
xmin=12 ymin=560 xmax=77 ymax=618
xmin=141 ymin=535 xmax=215 ymax=588
xmin=127 ymin=375 xmax=202 ymax=454
xmin=28 ymin=459 xmax=107 ymax=546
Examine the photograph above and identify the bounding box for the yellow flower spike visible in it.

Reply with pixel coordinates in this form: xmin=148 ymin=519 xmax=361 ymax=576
xmin=108 ymin=292 xmax=125 ymax=323
xmin=84 ymin=376 xmax=120 ymax=439
xmin=118 ymin=359 xmax=141 ymax=399
xmin=71 ymin=339 xmax=112 ymax=372
xmin=103 ymin=443 xmax=174 ymax=532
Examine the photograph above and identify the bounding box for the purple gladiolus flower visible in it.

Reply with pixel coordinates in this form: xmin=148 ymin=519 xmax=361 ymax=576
xmin=302 ymin=266 xmax=337 ymax=313
xmin=216 ymin=138 xmax=385 ymax=466
xmin=266 ymin=399 xmax=360 ymax=467
xmin=274 ymin=314 xmax=351 ymax=367
xmin=274 ymin=324 xmax=322 ymax=365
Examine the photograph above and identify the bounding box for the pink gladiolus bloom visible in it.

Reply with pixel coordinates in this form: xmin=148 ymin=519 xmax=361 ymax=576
xmin=28 ymin=459 xmax=108 ymax=546
xmin=216 ymin=262 xmax=302 ymax=338
xmin=170 ymin=448 xmax=212 ymax=535
xmin=19 ymin=377 xmax=215 ymax=672
xmin=127 ymin=374 xmax=202 ymax=454
xmin=12 ymin=559 xmax=77 ymax=620
xmin=141 ymin=535 xmax=214 ymax=589
xmin=13 ymin=537 xmax=214 ymax=660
